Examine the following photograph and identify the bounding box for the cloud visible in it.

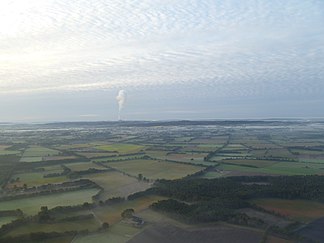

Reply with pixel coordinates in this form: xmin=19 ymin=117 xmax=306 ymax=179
xmin=0 ymin=0 xmax=323 ymax=99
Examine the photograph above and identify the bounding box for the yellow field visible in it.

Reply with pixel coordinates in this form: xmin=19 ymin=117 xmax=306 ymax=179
xmin=96 ymin=143 xmax=146 ymax=154
xmin=82 ymin=171 xmax=150 ymax=200
xmin=106 ymin=159 xmax=204 ymax=180
xmin=252 ymin=198 xmax=324 ymax=222
xmin=93 ymin=195 xmax=167 ymax=224
xmin=66 ymin=162 xmax=106 ymax=171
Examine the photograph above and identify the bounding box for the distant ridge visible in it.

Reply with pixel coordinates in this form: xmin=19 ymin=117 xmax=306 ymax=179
xmin=40 ymin=119 xmax=310 ymax=128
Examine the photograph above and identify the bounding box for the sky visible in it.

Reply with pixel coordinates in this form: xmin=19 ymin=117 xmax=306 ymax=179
xmin=0 ymin=0 xmax=324 ymax=122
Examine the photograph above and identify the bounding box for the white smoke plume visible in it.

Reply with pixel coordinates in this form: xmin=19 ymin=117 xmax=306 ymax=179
xmin=116 ymin=90 xmax=126 ymax=120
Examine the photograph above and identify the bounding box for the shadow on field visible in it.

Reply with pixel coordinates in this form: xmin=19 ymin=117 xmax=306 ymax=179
xmin=127 ymin=223 xmax=263 ymax=243
xmin=297 ymin=217 xmax=324 ymax=243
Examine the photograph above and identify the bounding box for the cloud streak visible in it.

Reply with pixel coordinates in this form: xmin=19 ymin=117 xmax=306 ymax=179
xmin=0 ymin=0 xmax=323 ymax=100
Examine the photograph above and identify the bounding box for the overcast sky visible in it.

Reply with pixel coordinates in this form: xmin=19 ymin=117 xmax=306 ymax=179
xmin=0 ymin=0 xmax=324 ymax=122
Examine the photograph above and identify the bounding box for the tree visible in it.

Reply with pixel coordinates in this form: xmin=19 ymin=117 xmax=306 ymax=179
xmin=41 ymin=206 xmax=48 ymax=212
xmin=102 ymin=222 xmax=109 ymax=230
xmin=38 ymin=206 xmax=51 ymax=222
xmin=138 ymin=173 xmax=143 ymax=181
xmin=83 ymin=202 xmax=91 ymax=209
xmin=121 ymin=208 xmax=134 ymax=218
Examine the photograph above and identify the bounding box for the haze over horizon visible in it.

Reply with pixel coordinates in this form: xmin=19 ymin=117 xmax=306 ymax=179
xmin=1 ymin=0 xmax=324 ymax=122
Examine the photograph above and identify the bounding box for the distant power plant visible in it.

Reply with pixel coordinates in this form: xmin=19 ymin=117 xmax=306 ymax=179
xmin=116 ymin=90 xmax=126 ymax=120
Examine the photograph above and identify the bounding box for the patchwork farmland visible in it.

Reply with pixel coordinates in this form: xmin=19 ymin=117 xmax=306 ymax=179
xmin=0 ymin=120 xmax=323 ymax=242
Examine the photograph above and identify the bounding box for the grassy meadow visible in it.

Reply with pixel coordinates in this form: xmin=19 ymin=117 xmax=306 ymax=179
xmin=252 ymin=198 xmax=324 ymax=222
xmin=96 ymin=144 xmax=146 ymax=154
xmin=0 ymin=188 xmax=100 ymax=215
xmin=106 ymin=159 xmax=204 ymax=180
xmin=82 ymin=171 xmax=150 ymax=200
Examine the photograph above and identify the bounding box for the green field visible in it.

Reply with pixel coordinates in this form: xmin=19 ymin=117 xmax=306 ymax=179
xmin=298 ymin=158 xmax=324 ymax=163
xmin=243 ymin=141 xmax=281 ymax=149
xmin=0 ymin=145 xmax=21 ymax=156
xmin=180 ymin=144 xmax=222 ymax=153
xmin=221 ymin=161 xmax=324 ymax=176
xmin=96 ymin=144 xmax=145 ymax=154
xmin=190 ymin=137 xmax=228 ymax=145
xmin=77 ymin=152 xmax=119 ymax=159
xmin=41 ymin=165 xmax=65 ymax=173
xmin=20 ymin=156 xmax=43 ymax=162
xmin=151 ymin=152 xmax=215 ymax=166
xmin=73 ymin=221 xmax=142 ymax=243
xmin=8 ymin=171 xmax=69 ymax=188
xmin=56 ymin=143 xmax=94 ymax=149
xmin=66 ymin=162 xmax=106 ymax=171
xmin=291 ymin=149 xmax=324 ymax=156
xmin=0 ymin=150 xmax=21 ymax=155
xmin=0 ymin=188 xmax=99 ymax=215
xmin=0 ymin=216 xmax=17 ymax=227
xmin=199 ymin=171 xmax=224 ymax=179
xmin=42 ymin=235 xmax=74 ymax=243
xmin=145 ymin=150 xmax=169 ymax=158
xmin=23 ymin=146 xmax=60 ymax=157
xmin=173 ymin=136 xmax=193 ymax=142
xmin=1 ymin=121 xmax=324 ymax=243
xmin=266 ymin=148 xmax=294 ymax=158
xmin=250 ymin=149 xmax=267 ymax=157
xmin=83 ymin=171 xmax=150 ymax=200
xmin=165 ymin=152 xmax=208 ymax=162
xmin=106 ymin=159 xmax=204 ymax=180
xmin=6 ymin=217 xmax=101 ymax=237
xmin=20 ymin=146 xmax=61 ymax=162
xmin=43 ymin=155 xmax=78 ymax=161
xmin=93 ymin=195 xmax=167 ymax=224
xmin=222 ymin=159 xmax=279 ymax=168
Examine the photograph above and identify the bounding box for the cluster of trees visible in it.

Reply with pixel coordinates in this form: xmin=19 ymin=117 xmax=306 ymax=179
xmin=151 ymin=175 xmax=324 ymax=202
xmin=137 ymin=173 xmax=149 ymax=182
xmin=151 ymin=197 xmax=249 ymax=223
xmin=0 ymin=217 xmax=29 ymax=237
xmin=185 ymin=166 xmax=218 ymax=179
xmin=97 ymin=154 xmax=148 ymax=164
xmin=98 ymin=197 xmax=125 ymax=206
xmin=38 ymin=206 xmax=96 ymax=223
xmin=121 ymin=208 xmax=134 ymax=218
xmin=37 ymin=206 xmax=51 ymax=222
xmin=46 ymin=201 xmax=95 ymax=215
xmin=43 ymin=165 xmax=71 ymax=178
xmin=134 ymin=175 xmax=324 ymax=226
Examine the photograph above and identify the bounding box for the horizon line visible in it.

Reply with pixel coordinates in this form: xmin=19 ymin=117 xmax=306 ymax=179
xmin=1 ymin=117 xmax=324 ymax=125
